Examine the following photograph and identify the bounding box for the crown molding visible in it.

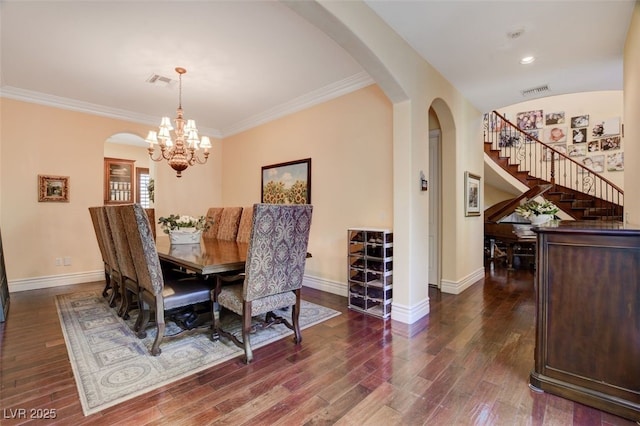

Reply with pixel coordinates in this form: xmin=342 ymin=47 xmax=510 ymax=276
xmin=1 ymin=71 xmax=373 ymax=139
xmin=220 ymin=71 xmax=374 ymax=137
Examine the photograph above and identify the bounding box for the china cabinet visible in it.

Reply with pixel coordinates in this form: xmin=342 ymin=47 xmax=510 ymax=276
xmin=104 ymin=157 xmax=135 ymax=204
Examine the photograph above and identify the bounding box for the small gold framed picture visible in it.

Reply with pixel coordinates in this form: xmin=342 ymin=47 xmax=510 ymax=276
xmin=38 ymin=175 xmax=70 ymax=202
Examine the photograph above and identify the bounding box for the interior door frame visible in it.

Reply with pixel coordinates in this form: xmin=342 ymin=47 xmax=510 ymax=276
xmin=428 ymin=129 xmax=442 ymax=288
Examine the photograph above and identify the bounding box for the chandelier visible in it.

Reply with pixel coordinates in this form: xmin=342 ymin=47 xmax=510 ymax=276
xmin=145 ymin=67 xmax=211 ymax=177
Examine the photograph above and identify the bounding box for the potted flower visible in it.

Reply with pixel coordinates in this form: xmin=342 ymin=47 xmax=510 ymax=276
xmin=158 ymin=214 xmax=211 ymax=244
xmin=515 ymin=199 xmax=559 ymax=225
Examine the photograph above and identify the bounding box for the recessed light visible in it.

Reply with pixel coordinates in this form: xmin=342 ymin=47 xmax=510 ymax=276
xmin=520 ymin=56 xmax=536 ymax=65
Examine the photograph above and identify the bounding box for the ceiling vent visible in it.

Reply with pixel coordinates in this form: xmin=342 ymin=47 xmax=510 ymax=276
xmin=507 ymin=28 xmax=525 ymax=39
xmin=146 ymin=73 xmax=175 ymax=87
xmin=521 ymin=84 xmax=550 ymax=97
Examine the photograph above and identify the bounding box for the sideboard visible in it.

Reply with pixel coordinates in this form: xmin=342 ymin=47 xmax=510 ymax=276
xmin=530 ymin=221 xmax=640 ymax=421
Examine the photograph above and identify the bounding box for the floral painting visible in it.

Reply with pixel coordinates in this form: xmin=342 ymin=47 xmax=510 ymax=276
xmin=261 ymin=158 xmax=311 ymax=204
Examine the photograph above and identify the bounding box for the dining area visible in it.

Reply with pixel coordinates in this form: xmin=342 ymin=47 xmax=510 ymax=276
xmin=89 ymin=202 xmax=313 ymax=363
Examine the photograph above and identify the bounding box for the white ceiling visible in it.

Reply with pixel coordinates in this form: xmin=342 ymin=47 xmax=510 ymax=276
xmin=1 ymin=1 xmax=635 ymax=139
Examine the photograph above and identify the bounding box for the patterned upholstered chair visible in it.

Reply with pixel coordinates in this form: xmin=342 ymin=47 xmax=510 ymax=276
xmin=202 ymin=207 xmax=223 ymax=239
xmin=121 ymin=203 xmax=215 ymax=356
xmin=235 ymin=205 xmax=254 ymax=244
xmin=105 ymin=205 xmax=140 ymax=321
xmin=89 ymin=206 xmax=121 ymax=308
xmin=216 ymin=207 xmax=243 ymax=241
xmin=88 ymin=207 xmax=112 ymax=300
xmin=211 ymin=203 xmax=313 ymax=363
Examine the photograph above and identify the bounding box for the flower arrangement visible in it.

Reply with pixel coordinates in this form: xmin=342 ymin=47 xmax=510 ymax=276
xmin=158 ymin=214 xmax=211 ymax=234
xmin=514 ymin=199 xmax=559 ymax=219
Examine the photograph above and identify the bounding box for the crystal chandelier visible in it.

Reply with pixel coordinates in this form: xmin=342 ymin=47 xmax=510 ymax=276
xmin=145 ymin=67 xmax=211 ymax=177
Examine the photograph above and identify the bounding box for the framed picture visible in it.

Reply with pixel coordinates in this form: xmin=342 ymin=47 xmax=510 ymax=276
xmin=38 ymin=175 xmax=69 ymax=202
xmin=545 ymin=112 xmax=565 ymax=125
xmin=516 ymin=110 xmax=543 ymax=130
xmin=464 ymin=171 xmax=481 ymax=217
xmin=545 ymin=126 xmax=567 ymax=143
xmin=261 ymin=158 xmax=311 ymax=204
xmin=570 ymin=115 xmax=589 ymax=128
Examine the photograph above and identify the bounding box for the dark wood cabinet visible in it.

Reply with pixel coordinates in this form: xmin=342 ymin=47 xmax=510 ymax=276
xmin=104 ymin=157 xmax=135 ymax=204
xmin=530 ymin=221 xmax=640 ymax=421
xmin=0 ymin=227 xmax=9 ymax=322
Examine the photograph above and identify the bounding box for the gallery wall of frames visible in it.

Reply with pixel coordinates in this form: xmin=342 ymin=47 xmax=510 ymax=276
xmin=495 ymin=91 xmax=624 ymax=189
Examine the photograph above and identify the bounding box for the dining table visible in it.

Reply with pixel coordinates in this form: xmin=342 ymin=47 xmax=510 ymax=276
xmin=156 ymin=236 xmax=248 ymax=276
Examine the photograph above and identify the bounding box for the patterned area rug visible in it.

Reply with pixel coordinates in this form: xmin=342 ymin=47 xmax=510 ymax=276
xmin=55 ymin=291 xmax=340 ymax=416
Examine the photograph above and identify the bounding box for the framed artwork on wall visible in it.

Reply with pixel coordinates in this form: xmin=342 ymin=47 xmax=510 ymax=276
xmin=38 ymin=175 xmax=69 ymax=202
xmin=464 ymin=171 xmax=481 ymax=217
xmin=261 ymin=158 xmax=311 ymax=204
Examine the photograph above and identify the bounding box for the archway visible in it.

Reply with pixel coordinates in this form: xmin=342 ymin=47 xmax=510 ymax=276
xmin=103 ymin=132 xmax=155 ymax=207
xmin=429 ymin=99 xmax=457 ymax=293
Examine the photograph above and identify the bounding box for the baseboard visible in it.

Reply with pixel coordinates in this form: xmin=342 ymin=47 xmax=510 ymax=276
xmin=8 ymin=270 xmax=343 ymax=296
xmin=303 ymin=274 xmax=347 ymax=297
xmin=440 ymin=267 xmax=485 ymax=294
xmin=8 ymin=270 xmax=105 ymax=293
xmin=391 ymin=298 xmax=430 ymax=324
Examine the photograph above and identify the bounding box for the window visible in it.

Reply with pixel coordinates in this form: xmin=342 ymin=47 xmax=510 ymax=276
xmin=136 ymin=168 xmax=151 ymax=208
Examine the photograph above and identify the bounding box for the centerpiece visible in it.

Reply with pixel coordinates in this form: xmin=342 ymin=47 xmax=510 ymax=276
xmin=158 ymin=214 xmax=211 ymax=244
xmin=514 ymin=199 xmax=559 ymax=225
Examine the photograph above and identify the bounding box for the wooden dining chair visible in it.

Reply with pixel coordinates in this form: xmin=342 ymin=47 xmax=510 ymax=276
xmin=121 ymin=203 xmax=215 ymax=356
xmin=89 ymin=206 xmax=121 ymax=309
xmin=211 ymin=203 xmax=313 ymax=363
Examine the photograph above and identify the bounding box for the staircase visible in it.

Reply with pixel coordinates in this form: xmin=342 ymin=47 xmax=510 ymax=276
xmin=484 ymin=111 xmax=623 ymax=221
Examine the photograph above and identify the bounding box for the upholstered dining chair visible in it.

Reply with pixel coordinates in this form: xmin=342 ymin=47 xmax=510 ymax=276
xmin=89 ymin=206 xmax=121 ymax=308
xmin=121 ymin=203 xmax=215 ymax=356
xmin=211 ymin=203 xmax=313 ymax=363
xmin=202 ymin=207 xmax=223 ymax=239
xmin=216 ymin=207 xmax=243 ymax=241
xmin=88 ymin=207 xmax=113 ymax=300
xmin=105 ymin=205 xmax=140 ymax=321
xmin=235 ymin=205 xmax=254 ymax=244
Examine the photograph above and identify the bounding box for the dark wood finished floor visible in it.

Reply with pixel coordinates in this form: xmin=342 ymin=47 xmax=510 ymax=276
xmin=1 ymin=265 xmax=636 ymax=425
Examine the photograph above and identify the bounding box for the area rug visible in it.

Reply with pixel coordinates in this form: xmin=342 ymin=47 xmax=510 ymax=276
xmin=55 ymin=290 xmax=340 ymax=416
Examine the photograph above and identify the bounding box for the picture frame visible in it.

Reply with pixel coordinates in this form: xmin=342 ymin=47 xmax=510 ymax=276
xmin=38 ymin=175 xmax=69 ymax=202
xmin=464 ymin=171 xmax=481 ymax=217
xmin=261 ymin=158 xmax=311 ymax=204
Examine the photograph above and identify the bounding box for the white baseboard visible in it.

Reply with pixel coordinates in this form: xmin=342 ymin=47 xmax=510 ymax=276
xmin=8 ymin=270 xmax=105 ymax=293
xmin=391 ymin=298 xmax=430 ymax=324
xmin=303 ymin=274 xmax=347 ymax=297
xmin=9 ymin=270 xmax=345 ymax=296
xmin=440 ymin=267 xmax=485 ymax=294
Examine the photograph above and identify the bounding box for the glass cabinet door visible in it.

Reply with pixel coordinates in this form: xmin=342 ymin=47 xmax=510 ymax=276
xmin=104 ymin=157 xmax=135 ymax=204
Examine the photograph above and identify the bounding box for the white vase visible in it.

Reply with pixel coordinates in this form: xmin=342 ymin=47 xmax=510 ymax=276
xmin=169 ymin=229 xmax=202 ymax=244
xmin=530 ymin=214 xmax=553 ymax=225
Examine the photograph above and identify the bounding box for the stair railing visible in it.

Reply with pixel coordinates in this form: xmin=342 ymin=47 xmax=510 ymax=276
xmin=484 ymin=111 xmax=623 ymax=220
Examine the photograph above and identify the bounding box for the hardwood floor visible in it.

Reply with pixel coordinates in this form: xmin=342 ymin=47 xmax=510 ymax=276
xmin=1 ymin=265 xmax=636 ymax=425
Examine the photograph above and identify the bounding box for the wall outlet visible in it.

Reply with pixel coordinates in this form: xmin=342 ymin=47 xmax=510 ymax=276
xmin=55 ymin=258 xmax=62 ymax=266
xmin=63 ymin=256 xmax=72 ymax=266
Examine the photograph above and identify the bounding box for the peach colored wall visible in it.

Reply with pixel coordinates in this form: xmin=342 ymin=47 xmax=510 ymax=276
xmin=0 ymin=98 xmax=221 ymax=287
xmin=104 ymin=141 xmax=151 ymax=171
xmin=221 ymin=85 xmax=393 ymax=285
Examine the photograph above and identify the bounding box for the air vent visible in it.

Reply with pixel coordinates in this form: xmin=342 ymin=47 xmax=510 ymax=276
xmin=507 ymin=28 xmax=525 ymax=39
xmin=521 ymin=84 xmax=550 ymax=97
xmin=146 ymin=73 xmax=174 ymax=87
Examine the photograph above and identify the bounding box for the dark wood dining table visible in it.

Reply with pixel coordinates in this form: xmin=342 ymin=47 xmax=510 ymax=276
xmin=156 ymin=236 xmax=248 ymax=275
